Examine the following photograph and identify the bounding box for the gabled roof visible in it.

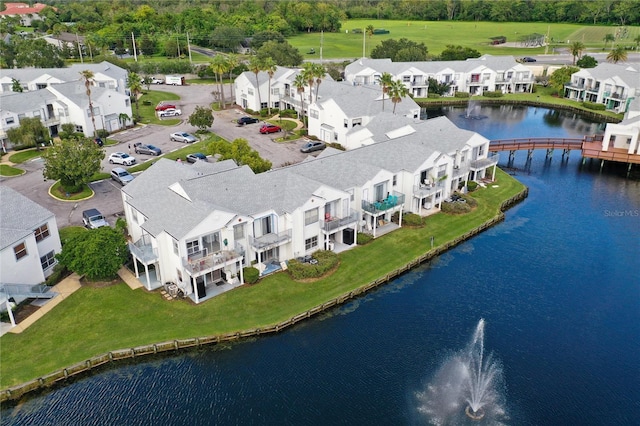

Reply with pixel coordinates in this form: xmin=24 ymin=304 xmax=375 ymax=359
xmin=0 ymin=88 xmax=57 ymax=114
xmin=0 ymin=2 xmax=50 ymax=16
xmin=0 ymin=61 xmax=127 ymax=87
xmin=579 ymin=63 xmax=640 ymax=89
xmin=0 ymin=186 xmax=55 ymax=250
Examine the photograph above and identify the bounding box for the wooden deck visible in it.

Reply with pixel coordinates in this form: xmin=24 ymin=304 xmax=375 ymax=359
xmin=581 ymin=141 xmax=640 ymax=165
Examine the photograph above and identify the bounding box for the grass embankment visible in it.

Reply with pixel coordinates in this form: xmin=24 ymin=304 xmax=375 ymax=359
xmin=0 ymin=164 xmax=24 ymax=176
xmin=0 ymin=169 xmax=524 ymax=388
xmin=287 ymin=20 xmax=640 ymax=59
xmin=135 ymin=90 xmax=181 ymax=126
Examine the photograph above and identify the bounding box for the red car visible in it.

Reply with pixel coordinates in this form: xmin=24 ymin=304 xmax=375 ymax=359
xmin=155 ymin=103 xmax=176 ymax=111
xmin=259 ymin=124 xmax=282 ymax=134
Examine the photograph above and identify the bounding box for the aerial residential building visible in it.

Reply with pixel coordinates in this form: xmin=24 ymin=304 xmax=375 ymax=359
xmin=0 ymin=2 xmax=51 ymax=26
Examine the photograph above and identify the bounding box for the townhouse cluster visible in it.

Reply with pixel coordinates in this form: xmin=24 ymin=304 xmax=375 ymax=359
xmin=0 ymin=62 xmax=132 ymax=148
xmin=122 ymin=113 xmax=497 ymax=303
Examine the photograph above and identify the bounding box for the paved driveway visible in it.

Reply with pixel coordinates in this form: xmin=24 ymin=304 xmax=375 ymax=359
xmin=2 ymin=82 xmax=315 ymax=228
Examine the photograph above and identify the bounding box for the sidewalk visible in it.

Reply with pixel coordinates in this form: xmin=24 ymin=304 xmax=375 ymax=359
xmin=6 ymin=273 xmax=82 ymax=334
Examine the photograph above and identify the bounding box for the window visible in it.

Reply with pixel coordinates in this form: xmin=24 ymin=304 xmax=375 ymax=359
xmin=478 ymin=145 xmax=485 ymax=156
xmin=5 ymin=117 xmax=14 ymax=125
xmin=98 ymin=82 xmax=106 ymax=88
xmin=305 ymin=208 xmax=318 ymax=226
xmin=75 ymin=125 xmax=83 ymax=133
xmin=234 ymin=223 xmax=245 ymax=240
xmin=176 ymin=268 xmax=183 ymax=283
xmin=352 ymin=118 xmax=362 ymax=126
xmin=344 ymin=119 xmax=348 ymax=128
xmin=402 ymin=76 xmax=410 ymax=83
xmin=310 ymin=109 xmax=319 ymax=119
xmin=248 ymin=88 xmax=254 ymax=95
xmin=33 ymin=110 xmax=41 ymax=117
xmin=173 ymin=239 xmax=179 ymax=255
xmin=626 ymin=138 xmax=632 ymax=145
xmin=34 ymin=224 xmax=50 ymax=242
xmin=609 ymin=135 xmax=616 ymax=143
xmin=125 ymin=99 xmax=130 ymax=107
xmin=274 ymin=102 xmax=280 ymax=108
xmin=348 ymin=189 xmax=354 ymax=201
xmin=305 ymin=236 xmax=318 ymax=250
xmin=87 ymin=107 xmax=100 ymax=117
xmin=186 ymin=239 xmax=200 ymax=256
xmin=392 ymin=175 xmax=397 ymax=186
xmin=40 ymin=250 xmax=56 ymax=270
xmin=260 ymin=102 xmax=267 ymax=109
xmin=14 ymin=242 xmax=27 ymax=260
xmin=271 ymin=88 xmax=280 ymax=95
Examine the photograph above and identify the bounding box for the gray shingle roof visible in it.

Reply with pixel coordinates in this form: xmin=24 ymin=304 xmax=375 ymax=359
xmin=582 ymin=63 xmax=640 ymax=88
xmin=0 ymin=186 xmax=55 ymax=250
xmin=0 ymin=61 xmax=128 ymax=86
xmin=0 ymin=88 xmax=57 ymax=114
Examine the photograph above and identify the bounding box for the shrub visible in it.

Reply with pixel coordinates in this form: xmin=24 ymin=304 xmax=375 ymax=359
xmin=427 ymin=93 xmax=441 ymax=98
xmin=45 ymin=263 xmax=71 ymax=286
xmin=287 ymin=250 xmax=339 ymax=280
xmin=259 ymin=108 xmax=269 ymax=117
xmin=441 ymin=200 xmax=471 ymax=214
xmin=243 ymin=266 xmax=260 ymax=284
xmin=326 ymin=142 xmax=345 ymax=151
xmin=402 ymin=212 xmax=425 ymax=227
xmin=467 ymin=181 xmax=479 ymax=192
xmin=455 ymin=91 xmax=470 ymax=98
xmin=96 ymin=129 xmax=109 ymax=138
xmin=484 ymin=91 xmax=503 ymax=98
xmin=581 ymin=101 xmax=606 ymax=111
xmin=357 ymin=232 xmax=373 ymax=245
xmin=280 ymin=109 xmax=298 ymax=118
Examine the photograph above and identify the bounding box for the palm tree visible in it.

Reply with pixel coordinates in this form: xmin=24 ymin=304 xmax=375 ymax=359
xmin=569 ymin=41 xmax=585 ymax=65
xmin=603 ymin=33 xmax=615 ymax=50
xmin=293 ymin=73 xmax=307 ymax=125
xmin=80 ymin=70 xmax=97 ymax=137
xmin=312 ymin=63 xmax=325 ymax=103
xmin=388 ymin=79 xmax=409 ymax=114
xmin=211 ymin=55 xmax=230 ymax=109
xmin=302 ymin=62 xmax=315 ymax=103
xmin=248 ymin=56 xmax=264 ymax=111
xmin=226 ymin=53 xmax=239 ymax=101
xmin=379 ymin=72 xmax=394 ymax=111
xmin=607 ymin=46 xmax=628 ymax=64
xmin=127 ymin=72 xmax=143 ymax=122
xmin=118 ymin=113 xmax=130 ymax=129
xmin=263 ymin=57 xmax=277 ymax=115
xmin=366 ymin=25 xmax=374 ymax=39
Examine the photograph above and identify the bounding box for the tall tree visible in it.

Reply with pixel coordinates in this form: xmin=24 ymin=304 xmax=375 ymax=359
xmin=293 ymin=73 xmax=307 ymax=125
xmin=569 ymin=41 xmax=585 ymax=65
xmin=11 ymin=78 xmax=22 ymax=92
xmin=388 ymin=79 xmax=409 ymax=114
xmin=311 ymin=63 xmax=326 ymax=103
xmin=302 ymin=62 xmax=316 ymax=103
xmin=6 ymin=117 xmax=48 ymax=148
xmin=607 ymin=46 xmax=627 ymax=64
xmin=226 ymin=53 xmax=240 ymax=101
xmin=603 ymin=33 xmax=615 ymax=49
xmin=549 ymin=66 xmax=579 ymax=93
xmin=263 ymin=57 xmax=277 ymax=115
xmin=379 ymin=72 xmax=394 ymax=111
xmin=211 ymin=55 xmax=230 ymax=109
xmin=188 ymin=106 xmax=214 ymax=130
xmin=127 ymin=72 xmax=143 ymax=122
xmin=248 ymin=56 xmax=264 ymax=110
xmin=80 ymin=70 xmax=97 ymax=138
xmin=42 ymin=137 xmax=104 ymax=193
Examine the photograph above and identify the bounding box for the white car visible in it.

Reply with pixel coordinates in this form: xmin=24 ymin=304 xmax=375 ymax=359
xmin=151 ymin=77 xmax=164 ymax=84
xmin=170 ymin=132 xmax=197 ymax=143
xmin=108 ymin=152 xmax=137 ymax=166
xmin=159 ymin=108 xmax=182 ymax=117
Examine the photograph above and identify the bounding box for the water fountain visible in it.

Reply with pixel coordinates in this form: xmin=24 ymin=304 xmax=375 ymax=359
xmin=461 ymin=102 xmax=488 ymax=120
xmin=416 ymin=319 xmax=507 ymax=424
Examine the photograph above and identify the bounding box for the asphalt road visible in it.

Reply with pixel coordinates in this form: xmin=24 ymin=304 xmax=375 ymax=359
xmin=1 ymin=83 xmax=311 ymax=229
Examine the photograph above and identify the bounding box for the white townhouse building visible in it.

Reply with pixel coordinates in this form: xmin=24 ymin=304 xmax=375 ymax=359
xmin=234 ymin=66 xmax=299 ymax=112
xmin=307 ymin=80 xmax=421 ymax=147
xmin=0 ymin=81 xmax=133 ymax=145
xmin=0 ymin=61 xmax=130 ymax=95
xmin=600 ymin=97 xmax=640 ymax=155
xmin=120 ymin=116 xmax=497 ymax=301
xmin=0 ymin=186 xmax=62 ymax=287
xmin=344 ymin=55 xmax=534 ymax=96
xmin=564 ymin=63 xmax=640 ymax=113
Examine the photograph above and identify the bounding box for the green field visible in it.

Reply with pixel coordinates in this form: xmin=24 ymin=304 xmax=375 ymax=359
xmin=287 ymin=20 xmax=640 ymax=59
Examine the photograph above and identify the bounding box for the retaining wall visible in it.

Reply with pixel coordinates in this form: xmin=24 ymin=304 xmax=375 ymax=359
xmin=1 ymin=187 xmax=529 ymax=403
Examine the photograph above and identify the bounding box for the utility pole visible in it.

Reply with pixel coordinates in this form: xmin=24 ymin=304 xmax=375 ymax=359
xmin=177 ymin=35 xmax=181 ymax=58
xmin=187 ymin=32 xmax=192 ymax=64
xmin=131 ymin=32 xmax=137 ymax=62
xmin=320 ymin=30 xmax=324 ymax=63
xmin=362 ymin=28 xmax=366 ymax=58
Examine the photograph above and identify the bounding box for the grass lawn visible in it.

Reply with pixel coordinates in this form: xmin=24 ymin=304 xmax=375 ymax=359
xmin=287 ymin=20 xmax=638 ymax=59
xmin=135 ymin=90 xmax=181 ymax=125
xmin=49 ymin=182 xmax=93 ymax=201
xmin=0 ymin=168 xmax=524 ymax=388
xmin=0 ymin=164 xmax=24 ymax=176
xmin=7 ymin=148 xmax=46 ymax=164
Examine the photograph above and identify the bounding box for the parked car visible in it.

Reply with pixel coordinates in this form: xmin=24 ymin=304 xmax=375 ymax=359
xmin=300 ymin=141 xmax=326 ymax=153
xmin=94 ymin=137 xmax=104 ymax=147
xmin=237 ymin=116 xmax=260 ymax=125
xmin=259 ymin=124 xmax=282 ymax=134
xmin=110 ymin=167 xmax=135 ymax=185
xmin=186 ymin=153 xmax=207 ymax=163
xmin=521 ymin=57 xmax=537 ymax=62
xmin=159 ymin=108 xmax=182 ymax=117
xmin=82 ymin=208 xmax=108 ymax=229
xmin=134 ymin=143 xmax=162 ymax=156
xmin=170 ymin=132 xmax=197 ymax=143
xmin=108 ymin=152 xmax=136 ymax=166
xmin=155 ymin=103 xmax=177 ymax=111
xmin=151 ymin=77 xmax=164 ymax=84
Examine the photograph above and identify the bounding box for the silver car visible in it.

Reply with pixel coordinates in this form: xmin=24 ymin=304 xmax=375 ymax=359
xmin=111 ymin=167 xmax=135 ymax=185
xmin=170 ymin=132 xmax=197 ymax=143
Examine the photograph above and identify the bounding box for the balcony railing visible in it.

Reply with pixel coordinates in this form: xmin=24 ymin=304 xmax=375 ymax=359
xmin=452 ymin=161 xmax=470 ymax=177
xmin=362 ymin=191 xmax=405 ymax=215
xmin=0 ymin=283 xmax=54 ymax=299
xmin=183 ymin=249 xmax=243 ymax=275
xmin=128 ymin=239 xmax=158 ymax=264
xmin=323 ymin=209 xmax=359 ymax=233
xmin=248 ymin=229 xmax=292 ymax=250
xmin=470 ymin=153 xmax=499 ymax=170
xmin=413 ymin=183 xmax=441 ymax=198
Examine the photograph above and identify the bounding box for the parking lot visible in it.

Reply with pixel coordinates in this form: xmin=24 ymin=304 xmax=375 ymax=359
xmin=1 ymin=82 xmax=315 ymax=228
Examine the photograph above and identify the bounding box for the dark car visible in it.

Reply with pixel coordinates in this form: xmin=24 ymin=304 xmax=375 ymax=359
xmin=186 ymin=153 xmax=207 ymax=163
xmin=260 ymin=124 xmax=282 ymax=134
xmin=94 ymin=138 xmax=104 ymax=147
xmin=522 ymin=57 xmax=536 ymax=62
xmin=134 ymin=143 xmax=162 ymax=156
xmin=300 ymin=141 xmax=326 ymax=153
xmin=238 ymin=116 xmax=260 ymax=125
xmin=155 ymin=103 xmax=177 ymax=111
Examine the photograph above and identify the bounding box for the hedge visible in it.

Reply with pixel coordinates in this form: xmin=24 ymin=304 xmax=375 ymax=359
xmin=581 ymin=101 xmax=606 ymax=111
xmin=454 ymin=91 xmax=470 ymax=98
xmin=243 ymin=267 xmax=260 ymax=284
xmin=483 ymin=91 xmax=504 ymax=98
xmin=287 ymin=250 xmax=339 ymax=280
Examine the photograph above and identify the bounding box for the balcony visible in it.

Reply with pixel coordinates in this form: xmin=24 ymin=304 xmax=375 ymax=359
xmin=413 ymin=182 xmax=442 ymax=198
xmin=248 ymin=229 xmax=292 ymax=250
xmin=362 ymin=191 xmax=405 ymax=215
xmin=128 ymin=239 xmax=158 ymax=264
xmin=452 ymin=162 xmax=470 ymax=177
xmin=183 ymin=249 xmax=243 ymax=275
xmin=470 ymin=153 xmax=499 ymax=170
xmin=323 ymin=209 xmax=359 ymax=233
